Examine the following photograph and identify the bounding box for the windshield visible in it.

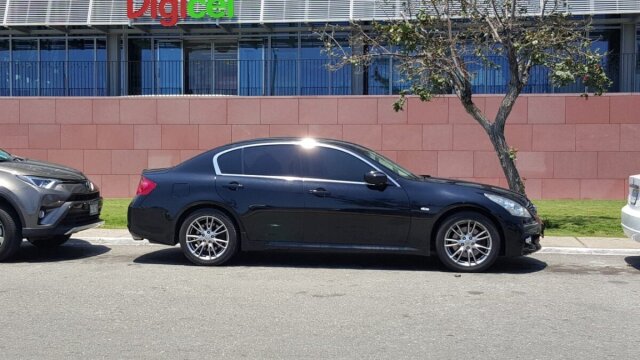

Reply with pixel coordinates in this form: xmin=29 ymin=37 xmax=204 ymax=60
xmin=359 ymin=148 xmax=421 ymax=180
xmin=0 ymin=149 xmax=13 ymax=162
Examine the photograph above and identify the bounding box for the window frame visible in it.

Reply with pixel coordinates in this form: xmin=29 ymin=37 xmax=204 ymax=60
xmin=212 ymin=141 xmax=400 ymax=187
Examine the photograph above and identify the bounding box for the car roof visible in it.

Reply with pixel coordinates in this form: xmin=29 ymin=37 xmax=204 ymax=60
xmin=216 ymin=137 xmax=367 ymax=153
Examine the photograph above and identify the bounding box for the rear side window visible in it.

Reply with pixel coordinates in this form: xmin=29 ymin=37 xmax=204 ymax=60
xmin=217 ymin=149 xmax=242 ymax=174
xmin=243 ymin=145 xmax=300 ymax=177
xmin=302 ymin=147 xmax=374 ymax=182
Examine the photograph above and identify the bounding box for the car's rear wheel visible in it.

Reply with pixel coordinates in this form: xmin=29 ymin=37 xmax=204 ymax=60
xmin=179 ymin=209 xmax=238 ymax=266
xmin=27 ymin=235 xmax=71 ymax=248
xmin=435 ymin=211 xmax=501 ymax=273
xmin=0 ymin=206 xmax=22 ymax=261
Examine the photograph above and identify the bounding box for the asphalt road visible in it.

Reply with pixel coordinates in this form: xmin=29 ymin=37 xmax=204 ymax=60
xmin=1 ymin=241 xmax=639 ymax=359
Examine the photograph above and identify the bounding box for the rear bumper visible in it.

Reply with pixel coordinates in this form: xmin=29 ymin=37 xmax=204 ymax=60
xmin=127 ymin=202 xmax=176 ymax=245
xmin=622 ymin=205 xmax=640 ymax=242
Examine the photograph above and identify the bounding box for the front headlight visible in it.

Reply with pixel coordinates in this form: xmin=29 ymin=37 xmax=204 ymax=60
xmin=484 ymin=193 xmax=531 ymax=218
xmin=17 ymin=175 xmax=60 ymax=189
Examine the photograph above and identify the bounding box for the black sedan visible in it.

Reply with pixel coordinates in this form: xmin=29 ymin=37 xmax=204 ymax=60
xmin=128 ymin=138 xmax=543 ymax=272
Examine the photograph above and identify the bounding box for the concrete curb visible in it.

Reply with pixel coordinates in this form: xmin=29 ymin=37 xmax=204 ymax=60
xmin=68 ymin=229 xmax=640 ymax=254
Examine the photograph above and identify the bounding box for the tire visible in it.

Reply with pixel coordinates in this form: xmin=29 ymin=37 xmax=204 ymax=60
xmin=435 ymin=211 xmax=501 ymax=273
xmin=28 ymin=235 xmax=71 ymax=248
xmin=0 ymin=206 xmax=22 ymax=261
xmin=179 ymin=209 xmax=238 ymax=266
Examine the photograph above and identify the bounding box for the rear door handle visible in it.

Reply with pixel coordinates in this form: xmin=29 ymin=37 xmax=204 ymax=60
xmin=224 ymin=182 xmax=244 ymax=191
xmin=309 ymin=188 xmax=331 ymax=197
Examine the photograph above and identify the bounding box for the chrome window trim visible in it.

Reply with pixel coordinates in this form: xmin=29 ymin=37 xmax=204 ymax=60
xmin=212 ymin=140 xmax=401 ymax=188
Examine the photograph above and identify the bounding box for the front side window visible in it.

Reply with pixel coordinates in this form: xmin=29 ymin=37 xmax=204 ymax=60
xmin=302 ymin=147 xmax=374 ymax=183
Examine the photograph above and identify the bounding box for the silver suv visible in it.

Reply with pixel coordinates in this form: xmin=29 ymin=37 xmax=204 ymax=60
xmin=622 ymin=174 xmax=640 ymax=242
xmin=0 ymin=149 xmax=103 ymax=261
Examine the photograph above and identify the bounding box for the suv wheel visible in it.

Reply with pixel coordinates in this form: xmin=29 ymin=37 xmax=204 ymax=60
xmin=28 ymin=235 xmax=71 ymax=248
xmin=179 ymin=209 xmax=238 ymax=266
xmin=435 ymin=211 xmax=501 ymax=273
xmin=0 ymin=206 xmax=22 ymax=261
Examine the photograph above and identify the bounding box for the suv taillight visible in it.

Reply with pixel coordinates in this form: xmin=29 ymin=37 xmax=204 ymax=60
xmin=136 ymin=176 xmax=157 ymax=196
xmin=629 ymin=183 xmax=639 ymax=206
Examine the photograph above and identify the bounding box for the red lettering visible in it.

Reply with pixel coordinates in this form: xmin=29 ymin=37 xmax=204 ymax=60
xmin=159 ymin=0 xmax=179 ymax=27
xmin=181 ymin=0 xmax=188 ymax=19
xmin=127 ymin=0 xmax=158 ymax=20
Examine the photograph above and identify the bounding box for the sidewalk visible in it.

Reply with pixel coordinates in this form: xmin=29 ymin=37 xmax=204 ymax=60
xmin=75 ymin=228 xmax=640 ymax=250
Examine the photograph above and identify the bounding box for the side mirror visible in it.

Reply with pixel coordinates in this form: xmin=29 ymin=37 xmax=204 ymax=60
xmin=364 ymin=171 xmax=388 ymax=186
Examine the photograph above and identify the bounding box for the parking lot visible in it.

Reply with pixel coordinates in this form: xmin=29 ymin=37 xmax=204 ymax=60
xmin=1 ymin=238 xmax=638 ymax=359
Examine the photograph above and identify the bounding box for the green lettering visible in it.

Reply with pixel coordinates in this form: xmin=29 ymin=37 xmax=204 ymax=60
xmin=207 ymin=0 xmax=234 ymax=19
xmin=187 ymin=0 xmax=207 ymax=19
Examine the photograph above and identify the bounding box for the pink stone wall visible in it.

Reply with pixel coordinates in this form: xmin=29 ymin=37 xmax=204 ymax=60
xmin=0 ymin=94 xmax=638 ymax=199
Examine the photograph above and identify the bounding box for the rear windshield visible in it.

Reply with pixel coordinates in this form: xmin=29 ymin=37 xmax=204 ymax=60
xmin=0 ymin=149 xmax=12 ymax=162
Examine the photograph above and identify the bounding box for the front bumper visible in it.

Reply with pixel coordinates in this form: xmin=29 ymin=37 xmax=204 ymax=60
xmin=621 ymin=204 xmax=640 ymax=242
xmin=503 ymin=216 xmax=543 ymax=256
xmin=23 ymin=198 xmax=103 ymax=238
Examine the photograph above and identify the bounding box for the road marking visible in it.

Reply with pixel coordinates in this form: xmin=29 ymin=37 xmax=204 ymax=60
xmin=540 ymin=247 xmax=640 ymax=256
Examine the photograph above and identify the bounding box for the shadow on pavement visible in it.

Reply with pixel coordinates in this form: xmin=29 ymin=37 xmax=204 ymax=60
xmin=624 ymin=256 xmax=640 ymax=271
xmin=10 ymin=239 xmax=111 ymax=263
xmin=134 ymin=248 xmax=547 ymax=274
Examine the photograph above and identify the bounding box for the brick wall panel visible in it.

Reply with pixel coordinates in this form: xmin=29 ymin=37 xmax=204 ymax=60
xmin=566 ymin=96 xmax=610 ymax=124
xmin=407 ymin=97 xmax=448 ymax=124
xmin=157 ymin=99 xmax=190 ymax=124
xmin=56 ymin=99 xmax=93 ymax=124
xmin=528 ymin=96 xmax=565 ymax=124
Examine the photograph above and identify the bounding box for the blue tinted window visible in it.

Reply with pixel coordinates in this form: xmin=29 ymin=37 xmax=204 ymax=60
xmin=68 ymin=39 xmax=96 ymax=96
xmin=239 ymin=41 xmax=264 ymax=95
xmin=12 ymin=39 xmax=38 ymax=96
xmin=214 ymin=43 xmax=237 ymax=95
xmin=269 ymin=36 xmax=298 ymax=95
xmin=185 ymin=40 xmax=212 ymax=94
xmin=40 ymin=39 xmax=66 ymax=96
xmin=0 ymin=40 xmax=9 ymax=96
xmin=156 ymin=41 xmax=182 ymax=95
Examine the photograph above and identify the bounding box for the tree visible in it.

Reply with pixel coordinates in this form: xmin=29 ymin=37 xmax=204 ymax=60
xmin=321 ymin=0 xmax=610 ymax=195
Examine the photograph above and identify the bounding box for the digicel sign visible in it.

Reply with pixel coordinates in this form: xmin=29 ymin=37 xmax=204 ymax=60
xmin=127 ymin=0 xmax=234 ymax=27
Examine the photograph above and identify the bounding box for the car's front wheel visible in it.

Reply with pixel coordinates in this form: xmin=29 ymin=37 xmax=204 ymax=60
xmin=0 ymin=206 xmax=22 ymax=261
xmin=435 ymin=211 xmax=501 ymax=273
xmin=27 ymin=235 xmax=71 ymax=248
xmin=179 ymin=209 xmax=238 ymax=266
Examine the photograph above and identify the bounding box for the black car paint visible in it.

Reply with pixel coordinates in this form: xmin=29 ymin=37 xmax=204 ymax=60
xmin=128 ymin=138 xmax=542 ymax=257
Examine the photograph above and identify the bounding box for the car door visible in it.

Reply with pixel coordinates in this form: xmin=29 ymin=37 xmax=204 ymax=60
xmin=215 ymin=144 xmax=304 ymax=243
xmin=300 ymin=145 xmax=411 ymax=246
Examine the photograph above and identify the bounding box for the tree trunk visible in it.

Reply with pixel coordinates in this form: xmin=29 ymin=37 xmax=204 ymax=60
xmin=487 ymin=125 xmax=526 ymax=195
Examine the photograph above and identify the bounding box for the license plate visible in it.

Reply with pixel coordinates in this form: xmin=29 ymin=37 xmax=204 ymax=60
xmin=89 ymin=202 xmax=100 ymax=216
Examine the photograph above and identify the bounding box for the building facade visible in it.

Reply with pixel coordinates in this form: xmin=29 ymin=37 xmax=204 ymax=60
xmin=0 ymin=0 xmax=639 ymax=198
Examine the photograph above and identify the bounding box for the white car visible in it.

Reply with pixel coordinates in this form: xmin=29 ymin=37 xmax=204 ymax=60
xmin=622 ymin=175 xmax=640 ymax=242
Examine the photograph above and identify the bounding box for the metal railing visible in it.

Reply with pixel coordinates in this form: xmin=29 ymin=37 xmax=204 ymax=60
xmin=0 ymin=54 xmax=638 ymax=97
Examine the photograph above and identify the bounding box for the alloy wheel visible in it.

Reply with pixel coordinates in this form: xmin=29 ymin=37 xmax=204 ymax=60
xmin=185 ymin=215 xmax=229 ymax=261
xmin=0 ymin=220 xmax=4 ymax=246
xmin=443 ymin=220 xmax=493 ymax=268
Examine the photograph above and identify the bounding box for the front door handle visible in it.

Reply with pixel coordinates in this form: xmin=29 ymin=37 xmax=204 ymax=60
xmin=224 ymin=182 xmax=244 ymax=191
xmin=309 ymin=188 xmax=331 ymax=197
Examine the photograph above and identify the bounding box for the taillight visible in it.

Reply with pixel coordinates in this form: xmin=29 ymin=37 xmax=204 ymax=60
xmin=136 ymin=176 xmax=157 ymax=196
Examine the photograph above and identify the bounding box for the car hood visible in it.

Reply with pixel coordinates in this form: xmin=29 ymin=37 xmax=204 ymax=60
xmin=421 ymin=176 xmax=530 ymax=205
xmin=0 ymin=159 xmax=86 ymax=181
